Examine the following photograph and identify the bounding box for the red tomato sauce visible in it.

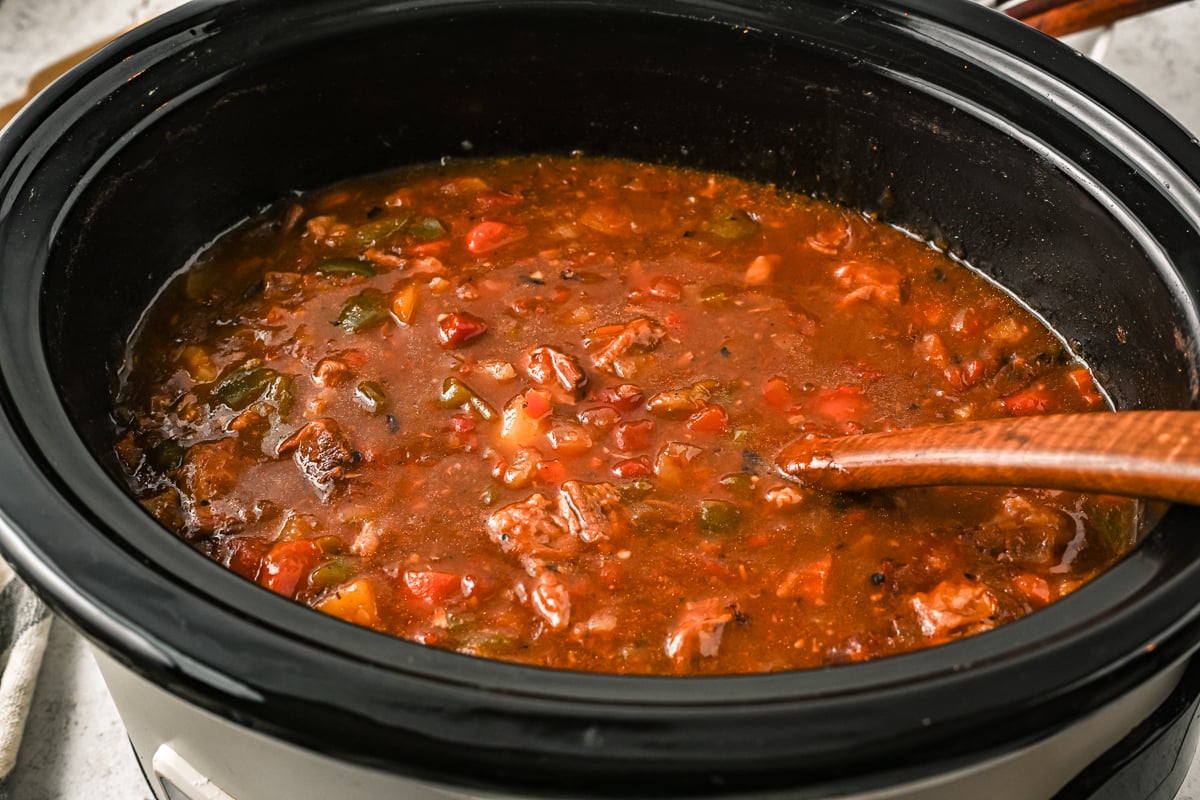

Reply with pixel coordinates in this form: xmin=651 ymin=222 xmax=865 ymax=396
xmin=114 ymin=155 xmax=1134 ymax=675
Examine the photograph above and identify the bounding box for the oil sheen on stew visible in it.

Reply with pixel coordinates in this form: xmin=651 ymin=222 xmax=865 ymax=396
xmin=114 ymin=155 xmax=1136 ymax=675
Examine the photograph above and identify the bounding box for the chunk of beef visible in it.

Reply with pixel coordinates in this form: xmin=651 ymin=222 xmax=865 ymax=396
xmin=558 ymin=481 xmax=625 ymax=543
xmin=181 ymin=438 xmax=244 ymax=533
xmin=139 ymin=488 xmax=184 ymax=532
xmin=312 ymin=357 xmax=354 ymax=387
xmin=988 ymin=356 xmax=1038 ymax=397
xmin=262 ymin=271 xmax=303 ymax=301
xmin=910 ymin=580 xmax=998 ymax=639
xmin=833 ymin=260 xmax=903 ymax=308
xmin=531 ymin=572 xmax=572 ymax=631
xmin=500 ymin=446 xmax=543 ymax=489
xmin=972 ymin=493 xmax=1073 ymax=567
xmin=585 ymin=317 xmax=666 ymax=377
xmin=485 ymin=482 xmax=628 ymax=566
xmin=664 ymin=596 xmax=737 ymax=671
xmin=776 ymin=554 xmax=831 ymax=603
xmin=807 ymin=217 xmax=851 ymax=254
xmin=277 ymin=418 xmax=356 ymax=496
xmin=485 ymin=493 xmax=580 ymax=563
xmin=524 ymin=345 xmax=588 ymax=402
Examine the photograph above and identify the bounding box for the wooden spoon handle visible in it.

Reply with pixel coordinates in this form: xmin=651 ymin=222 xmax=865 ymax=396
xmin=1007 ymin=0 xmax=1188 ymax=39
xmin=776 ymin=411 xmax=1200 ymax=504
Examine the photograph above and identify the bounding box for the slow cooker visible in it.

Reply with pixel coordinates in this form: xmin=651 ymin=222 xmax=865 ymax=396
xmin=3 ymin=1 xmax=1200 ymax=798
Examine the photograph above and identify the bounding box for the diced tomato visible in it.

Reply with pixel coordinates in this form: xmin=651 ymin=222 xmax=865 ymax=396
xmin=536 ymin=459 xmax=568 ymax=483
xmin=316 ymin=578 xmax=380 ymax=627
xmin=1002 ymin=385 xmax=1056 ymax=416
xmin=437 ymin=311 xmax=488 ymax=348
xmin=465 ymin=221 xmax=527 ymax=254
xmin=403 ymin=570 xmax=462 ymax=606
xmin=522 ymin=389 xmax=552 ymax=419
xmin=410 ymin=628 xmax=444 ymax=646
xmin=746 ymin=532 xmax=772 ymax=548
xmin=762 ymin=376 xmax=793 ymax=409
xmin=449 ymin=413 xmax=476 ymax=434
xmin=944 ymin=359 xmax=988 ymax=390
xmin=964 ymin=359 xmax=988 ymax=386
xmin=687 ymin=405 xmax=729 ymax=434
xmin=259 ymin=539 xmax=323 ymax=597
xmin=775 ymin=554 xmax=832 ymax=603
xmin=1067 ymin=368 xmax=1104 ymax=408
xmin=611 ymin=456 xmax=653 ymax=479
xmin=613 ymin=420 xmax=653 ymax=451
xmin=810 ymin=385 xmax=867 ymax=423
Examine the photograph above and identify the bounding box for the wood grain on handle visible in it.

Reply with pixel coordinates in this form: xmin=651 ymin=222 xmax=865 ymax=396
xmin=777 ymin=411 xmax=1200 ymax=505
xmin=1007 ymin=0 xmax=1188 ymax=38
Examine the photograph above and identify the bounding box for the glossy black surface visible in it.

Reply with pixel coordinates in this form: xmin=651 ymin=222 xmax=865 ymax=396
xmin=2 ymin=0 xmax=1200 ymax=796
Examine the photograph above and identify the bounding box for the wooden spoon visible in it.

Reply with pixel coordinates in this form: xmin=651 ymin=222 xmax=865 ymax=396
xmin=1004 ymin=0 xmax=1189 ymax=39
xmin=776 ymin=411 xmax=1200 ymax=504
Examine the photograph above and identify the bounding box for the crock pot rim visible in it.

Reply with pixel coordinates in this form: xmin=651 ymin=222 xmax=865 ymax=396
xmin=3 ymin=0 xmax=1200 ymax=795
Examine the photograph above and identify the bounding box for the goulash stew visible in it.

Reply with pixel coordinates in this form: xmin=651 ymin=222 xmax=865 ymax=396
xmin=114 ymin=156 xmax=1135 ymax=675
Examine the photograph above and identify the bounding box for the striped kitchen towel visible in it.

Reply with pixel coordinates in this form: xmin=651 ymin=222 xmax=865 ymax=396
xmin=0 ymin=561 xmax=50 ymax=784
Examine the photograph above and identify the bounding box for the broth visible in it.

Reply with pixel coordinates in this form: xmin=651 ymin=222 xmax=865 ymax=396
xmin=114 ymin=155 xmax=1134 ymax=674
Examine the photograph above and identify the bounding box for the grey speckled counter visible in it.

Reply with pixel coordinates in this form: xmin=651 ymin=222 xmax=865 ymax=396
xmin=2 ymin=1 xmax=1200 ymax=798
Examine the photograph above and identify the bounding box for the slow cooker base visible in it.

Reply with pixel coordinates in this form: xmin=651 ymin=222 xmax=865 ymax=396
xmin=1056 ymin=655 xmax=1200 ymax=800
xmin=96 ymin=641 xmax=1198 ymax=800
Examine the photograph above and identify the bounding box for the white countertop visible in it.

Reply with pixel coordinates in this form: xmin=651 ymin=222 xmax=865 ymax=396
xmin=2 ymin=1 xmax=1200 ymax=798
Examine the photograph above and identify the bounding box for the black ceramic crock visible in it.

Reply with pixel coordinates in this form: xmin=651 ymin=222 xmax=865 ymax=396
xmin=3 ymin=0 xmax=1200 ymax=797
